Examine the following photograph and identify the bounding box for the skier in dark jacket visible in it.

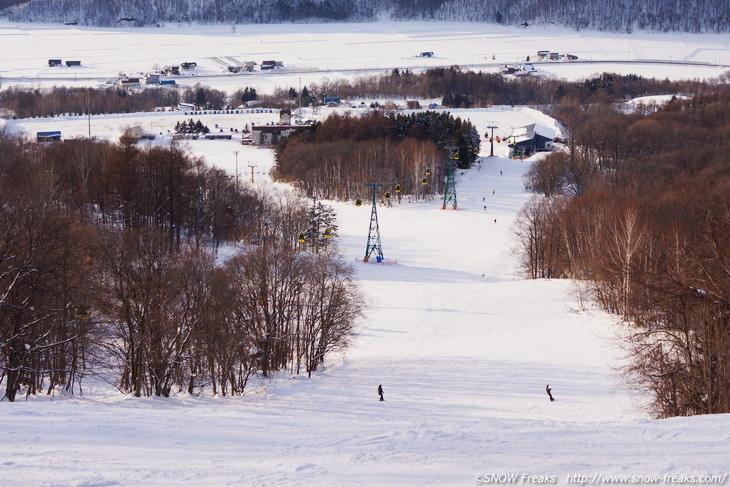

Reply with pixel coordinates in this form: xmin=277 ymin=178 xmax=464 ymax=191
xmin=378 ymin=384 xmax=384 ymax=401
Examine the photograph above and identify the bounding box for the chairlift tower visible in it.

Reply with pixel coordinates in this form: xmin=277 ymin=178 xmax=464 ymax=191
xmin=364 ymin=182 xmax=384 ymax=262
xmin=442 ymin=143 xmax=459 ymax=210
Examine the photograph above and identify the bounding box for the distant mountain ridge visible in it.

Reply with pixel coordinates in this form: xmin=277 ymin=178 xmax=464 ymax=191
xmin=2 ymin=0 xmax=728 ymax=33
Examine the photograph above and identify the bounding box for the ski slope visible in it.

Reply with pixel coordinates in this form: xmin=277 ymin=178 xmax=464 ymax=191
xmin=1 ymin=19 xmax=730 ymax=487
xmin=2 ymin=105 xmax=730 ymax=486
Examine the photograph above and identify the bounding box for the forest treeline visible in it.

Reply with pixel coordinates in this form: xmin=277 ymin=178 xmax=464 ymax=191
xmin=0 ymin=129 xmax=363 ymax=402
xmin=3 ymin=0 xmax=728 ymax=33
xmin=273 ymin=110 xmax=480 ymax=201
xmin=309 ymin=68 xmax=719 ymax=108
xmin=2 ymin=70 xmax=721 ymax=120
xmin=513 ymin=90 xmax=730 ymax=417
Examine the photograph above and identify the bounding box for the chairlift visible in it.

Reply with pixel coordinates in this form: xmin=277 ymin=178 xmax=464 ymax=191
xmin=355 ymin=198 xmax=362 ymax=207
xmin=395 ymin=184 xmax=401 ymax=193
xmin=421 ymin=177 xmax=428 ymax=185
xmin=76 ymin=305 xmax=90 ymax=321
xmin=384 ymin=191 xmax=391 ymax=200
xmin=323 ymin=228 xmax=332 ymax=239
xmin=297 ymin=232 xmax=306 ymax=243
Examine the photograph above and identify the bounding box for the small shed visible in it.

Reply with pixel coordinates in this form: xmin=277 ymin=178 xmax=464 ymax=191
xmin=37 ymin=131 xmax=62 ymax=142
xmin=537 ymin=50 xmax=550 ymax=59
xmin=549 ymin=52 xmax=560 ymax=61
xmin=180 ymin=62 xmax=197 ymax=69
xmin=406 ymin=100 xmax=421 ymax=109
xmin=261 ymin=60 xmax=277 ymax=70
xmin=65 ymin=60 xmax=81 ymax=67
xmin=419 ymin=51 xmax=434 ymax=57
xmin=48 ymin=59 xmax=62 ymax=67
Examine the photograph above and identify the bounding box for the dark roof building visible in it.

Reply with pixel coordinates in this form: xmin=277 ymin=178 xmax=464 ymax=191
xmin=508 ymin=124 xmax=555 ymax=158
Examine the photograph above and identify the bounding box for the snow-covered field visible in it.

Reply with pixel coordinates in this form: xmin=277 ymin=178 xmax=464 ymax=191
xmin=1 ymin=20 xmax=730 ymax=487
xmin=1 ymin=20 xmax=729 ymax=95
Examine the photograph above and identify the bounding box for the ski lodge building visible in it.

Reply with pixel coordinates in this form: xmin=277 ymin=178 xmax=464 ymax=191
xmin=508 ymin=123 xmax=556 ymax=159
xmin=251 ymin=109 xmax=296 ymax=145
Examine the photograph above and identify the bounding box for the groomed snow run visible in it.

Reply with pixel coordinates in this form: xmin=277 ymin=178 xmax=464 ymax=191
xmin=1 ymin=20 xmax=729 ymax=487
xmin=1 ymin=106 xmax=729 ymax=486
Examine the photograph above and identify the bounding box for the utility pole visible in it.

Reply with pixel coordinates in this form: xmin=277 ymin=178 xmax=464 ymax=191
xmin=485 ymin=123 xmax=498 ymax=157
xmin=87 ymin=88 xmax=91 ymax=139
xmin=364 ymin=182 xmax=384 ymax=263
xmin=442 ymin=142 xmax=459 ymax=210
xmin=233 ymin=150 xmax=240 ymax=189
xmin=248 ymin=163 xmax=257 ymax=184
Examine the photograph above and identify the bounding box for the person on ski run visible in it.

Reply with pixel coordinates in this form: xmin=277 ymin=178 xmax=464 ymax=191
xmin=378 ymin=384 xmax=384 ymax=401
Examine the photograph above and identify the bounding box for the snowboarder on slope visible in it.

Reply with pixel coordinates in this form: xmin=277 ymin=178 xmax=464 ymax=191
xmin=378 ymin=384 xmax=384 ymax=401
xmin=546 ymin=384 xmax=555 ymax=402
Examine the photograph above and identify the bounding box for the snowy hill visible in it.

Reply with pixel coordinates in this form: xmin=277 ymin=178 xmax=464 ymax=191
xmin=2 ymin=106 xmax=730 ymax=485
xmin=1 ymin=20 xmax=730 ymax=486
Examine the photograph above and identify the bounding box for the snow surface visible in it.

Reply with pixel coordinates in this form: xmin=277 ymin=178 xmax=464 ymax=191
xmin=1 ymin=20 xmax=730 ymax=487
xmin=1 ymin=20 xmax=729 ymax=95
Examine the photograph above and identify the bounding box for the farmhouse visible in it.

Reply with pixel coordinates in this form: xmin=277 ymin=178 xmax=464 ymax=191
xmin=508 ymin=123 xmax=555 ymax=159
xmin=119 ymin=77 xmax=140 ymax=87
xmin=500 ymin=64 xmax=536 ymax=76
xmin=260 ymin=60 xmax=283 ymax=70
xmin=126 ymin=126 xmax=156 ymax=141
xmin=145 ymin=73 xmax=161 ymax=84
xmin=499 ymin=65 xmax=519 ymax=75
